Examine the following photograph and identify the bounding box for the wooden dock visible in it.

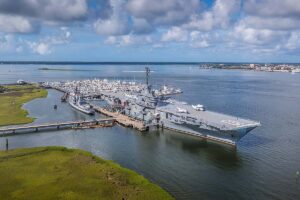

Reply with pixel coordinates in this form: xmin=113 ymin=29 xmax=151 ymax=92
xmin=93 ymin=106 xmax=148 ymax=131
xmin=0 ymin=118 xmax=115 ymax=136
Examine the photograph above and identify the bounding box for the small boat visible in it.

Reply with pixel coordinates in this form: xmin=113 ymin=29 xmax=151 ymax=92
xmin=192 ymin=104 xmax=205 ymax=111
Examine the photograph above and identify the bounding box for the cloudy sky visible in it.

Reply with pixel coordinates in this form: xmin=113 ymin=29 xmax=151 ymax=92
xmin=0 ymin=0 xmax=299 ymax=62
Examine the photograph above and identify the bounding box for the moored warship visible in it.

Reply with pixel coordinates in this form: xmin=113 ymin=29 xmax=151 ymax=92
xmin=43 ymin=67 xmax=260 ymax=146
xmin=68 ymin=87 xmax=95 ymax=115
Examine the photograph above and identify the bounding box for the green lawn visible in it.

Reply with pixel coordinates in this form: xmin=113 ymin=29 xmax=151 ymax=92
xmin=0 ymin=146 xmax=173 ymax=200
xmin=0 ymin=84 xmax=47 ymax=126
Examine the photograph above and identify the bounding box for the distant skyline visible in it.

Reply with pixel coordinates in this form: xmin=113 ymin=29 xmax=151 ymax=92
xmin=0 ymin=0 xmax=300 ymax=63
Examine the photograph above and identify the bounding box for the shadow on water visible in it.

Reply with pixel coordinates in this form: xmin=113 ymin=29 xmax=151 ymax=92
xmin=239 ymin=132 xmax=275 ymax=147
xmin=149 ymin=128 xmax=242 ymax=170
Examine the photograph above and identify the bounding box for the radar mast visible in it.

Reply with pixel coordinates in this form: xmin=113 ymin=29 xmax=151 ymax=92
xmin=145 ymin=67 xmax=151 ymax=92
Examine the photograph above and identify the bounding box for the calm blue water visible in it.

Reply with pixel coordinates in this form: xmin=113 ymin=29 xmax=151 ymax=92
xmin=1 ymin=64 xmax=300 ymax=200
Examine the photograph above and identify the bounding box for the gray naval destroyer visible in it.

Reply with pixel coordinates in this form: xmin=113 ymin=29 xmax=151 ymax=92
xmin=43 ymin=67 xmax=261 ymax=146
xmin=68 ymin=87 xmax=95 ymax=115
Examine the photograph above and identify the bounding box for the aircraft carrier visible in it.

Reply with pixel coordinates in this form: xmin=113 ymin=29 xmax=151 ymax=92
xmin=42 ymin=67 xmax=261 ymax=146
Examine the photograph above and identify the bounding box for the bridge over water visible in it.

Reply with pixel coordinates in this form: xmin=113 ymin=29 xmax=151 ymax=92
xmin=0 ymin=118 xmax=115 ymax=136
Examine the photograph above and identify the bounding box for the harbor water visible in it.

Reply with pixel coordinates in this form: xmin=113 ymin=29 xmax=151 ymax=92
xmin=1 ymin=64 xmax=300 ymax=200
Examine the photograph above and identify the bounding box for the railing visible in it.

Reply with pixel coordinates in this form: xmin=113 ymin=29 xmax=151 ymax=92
xmin=0 ymin=118 xmax=115 ymax=136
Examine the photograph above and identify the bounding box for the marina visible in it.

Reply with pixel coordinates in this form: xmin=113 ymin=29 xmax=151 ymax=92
xmin=41 ymin=67 xmax=261 ymax=146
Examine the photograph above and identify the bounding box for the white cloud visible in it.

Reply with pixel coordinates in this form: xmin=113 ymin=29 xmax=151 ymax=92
xmin=241 ymin=0 xmax=300 ymax=32
xmin=28 ymin=42 xmax=51 ymax=55
xmin=0 ymin=34 xmax=25 ymax=53
xmin=104 ymin=36 xmax=118 ymax=45
xmin=104 ymin=34 xmax=153 ymax=46
xmin=240 ymin=16 xmax=300 ymax=30
xmin=226 ymin=0 xmax=300 ymax=54
xmin=94 ymin=0 xmax=130 ymax=36
xmin=0 ymin=34 xmax=14 ymax=51
xmin=120 ymin=35 xmax=134 ymax=46
xmin=0 ymin=0 xmax=107 ymax=33
xmin=226 ymin=22 xmax=300 ymax=55
xmin=1 ymin=0 xmax=300 ymax=59
xmin=126 ymin=0 xmax=200 ymax=26
xmin=0 ymin=14 xmax=36 ymax=33
xmin=94 ymin=18 xmax=130 ymax=35
xmin=43 ymin=0 xmax=88 ymax=22
xmin=16 ymin=46 xmax=23 ymax=53
xmin=231 ymin=22 xmax=289 ymax=46
xmin=95 ymin=0 xmax=200 ymax=36
xmin=46 ymin=28 xmax=72 ymax=45
xmin=212 ymin=0 xmax=240 ymax=28
xmin=184 ymin=0 xmax=239 ymax=31
xmin=189 ymin=31 xmax=210 ymax=48
xmin=161 ymin=27 xmax=188 ymax=42
xmin=192 ymin=40 xmax=209 ymax=48
xmin=26 ymin=28 xmax=72 ymax=55
xmin=244 ymin=0 xmax=300 ymax=18
xmin=132 ymin=18 xmax=153 ymax=34
xmin=285 ymin=32 xmax=300 ymax=50
xmin=0 ymin=0 xmax=88 ymax=22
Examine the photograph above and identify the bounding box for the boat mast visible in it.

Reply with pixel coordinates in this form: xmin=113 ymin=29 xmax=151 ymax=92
xmin=145 ymin=67 xmax=150 ymax=92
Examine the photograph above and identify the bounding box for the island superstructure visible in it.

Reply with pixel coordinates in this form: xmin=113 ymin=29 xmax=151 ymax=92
xmin=42 ymin=67 xmax=261 ymax=146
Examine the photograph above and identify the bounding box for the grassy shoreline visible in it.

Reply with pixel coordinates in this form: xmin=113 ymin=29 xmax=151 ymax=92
xmin=0 ymin=84 xmax=47 ymax=127
xmin=0 ymin=146 xmax=173 ymax=200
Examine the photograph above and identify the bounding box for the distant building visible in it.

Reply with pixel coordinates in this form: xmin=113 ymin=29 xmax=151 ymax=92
xmin=260 ymin=67 xmax=269 ymax=71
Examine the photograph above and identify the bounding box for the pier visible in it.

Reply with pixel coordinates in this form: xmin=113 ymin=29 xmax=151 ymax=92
xmin=92 ymin=106 xmax=148 ymax=131
xmin=61 ymin=92 xmax=69 ymax=102
xmin=0 ymin=118 xmax=115 ymax=136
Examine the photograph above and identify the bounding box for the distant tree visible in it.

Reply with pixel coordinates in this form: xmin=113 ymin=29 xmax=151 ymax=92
xmin=0 ymin=86 xmax=5 ymax=93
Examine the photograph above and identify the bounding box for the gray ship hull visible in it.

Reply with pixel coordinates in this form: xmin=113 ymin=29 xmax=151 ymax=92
xmin=161 ymin=120 xmax=255 ymax=146
xmin=69 ymin=100 xmax=95 ymax=115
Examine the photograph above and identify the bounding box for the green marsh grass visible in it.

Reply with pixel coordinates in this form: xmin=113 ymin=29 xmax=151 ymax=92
xmin=0 ymin=146 xmax=173 ymax=200
xmin=0 ymin=84 xmax=47 ymax=126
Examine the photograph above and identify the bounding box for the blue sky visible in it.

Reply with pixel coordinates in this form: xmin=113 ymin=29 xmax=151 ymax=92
xmin=0 ymin=0 xmax=300 ymax=62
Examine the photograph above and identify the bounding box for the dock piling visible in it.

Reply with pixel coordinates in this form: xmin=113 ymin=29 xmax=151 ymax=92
xmin=6 ymin=138 xmax=8 ymax=151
